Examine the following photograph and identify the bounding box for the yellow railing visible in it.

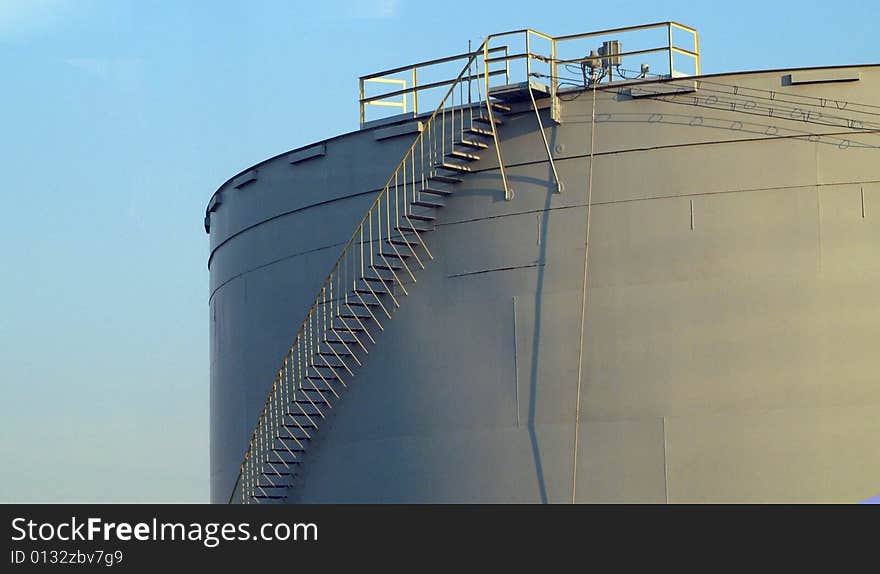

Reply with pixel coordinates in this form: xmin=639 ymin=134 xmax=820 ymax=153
xmin=359 ymin=22 xmax=700 ymax=125
xmin=359 ymin=45 xmax=510 ymax=125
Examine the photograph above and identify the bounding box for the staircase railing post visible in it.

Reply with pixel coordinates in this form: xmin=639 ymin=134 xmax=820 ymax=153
xmin=484 ymin=37 xmax=512 ymax=200
xmin=551 ymin=37 xmax=560 ymax=124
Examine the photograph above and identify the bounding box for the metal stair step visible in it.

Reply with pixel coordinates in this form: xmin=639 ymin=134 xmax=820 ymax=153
xmin=297 ymin=381 xmax=336 ymax=390
xmin=289 ymin=402 xmax=324 ymax=412
xmin=371 ymin=263 xmax=402 ymax=271
xmin=329 ymin=323 xmax=367 ymax=333
xmin=354 ymin=287 xmax=389 ymax=296
xmin=474 ymin=114 xmax=503 ymax=126
xmin=269 ymin=451 xmax=306 ymax=461
xmin=304 ymin=373 xmax=340 ymax=381
xmin=252 ymin=495 xmax=288 ymax=499
xmin=418 ymin=186 xmax=453 ymax=197
xmin=288 ymin=411 xmax=323 ymax=420
xmin=447 ymin=150 xmax=480 ymax=161
xmin=358 ymin=282 xmax=394 ymax=290
xmin=456 ymin=138 xmax=489 ymax=149
xmin=464 ymin=127 xmax=494 ymax=138
xmin=394 ymin=224 xmax=432 ymax=233
xmin=291 ymin=393 xmax=327 ymax=403
xmin=387 ymin=237 xmax=421 ymax=247
xmin=361 ymin=275 xmax=393 ymax=284
xmin=255 ymin=483 xmax=289 ymax=489
xmin=319 ymin=348 xmax=355 ymax=355
xmin=286 ymin=410 xmax=320 ymax=420
xmin=290 ymin=400 xmax=325 ymax=410
xmin=261 ymin=471 xmax=292 ymax=477
xmin=490 ymin=101 xmax=512 ymax=113
xmin=429 ymin=174 xmax=463 ymax=184
xmin=317 ymin=345 xmax=357 ymax=357
xmin=405 ymin=213 xmax=436 ymax=222
xmin=271 ymin=446 xmax=305 ymax=453
xmin=347 ymin=298 xmax=383 ymax=306
xmin=436 ymin=162 xmax=472 ymax=173
xmin=282 ymin=422 xmax=318 ymax=429
xmin=326 ymin=330 xmax=361 ymax=341
xmin=314 ymin=352 xmax=355 ymax=364
xmin=276 ymin=432 xmax=317 ymax=440
xmin=411 ymin=199 xmax=445 ymax=208
xmin=379 ymin=251 xmax=410 ymax=259
xmin=325 ymin=328 xmax=361 ymax=338
xmin=337 ymin=313 xmax=372 ymax=320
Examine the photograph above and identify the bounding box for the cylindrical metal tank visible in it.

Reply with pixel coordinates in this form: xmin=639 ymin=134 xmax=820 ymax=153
xmin=206 ymin=65 xmax=880 ymax=503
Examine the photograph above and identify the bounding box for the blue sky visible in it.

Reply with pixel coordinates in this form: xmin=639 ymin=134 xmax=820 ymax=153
xmin=0 ymin=1 xmax=877 ymax=502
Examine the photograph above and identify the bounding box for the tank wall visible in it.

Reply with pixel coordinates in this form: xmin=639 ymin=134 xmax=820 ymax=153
xmin=208 ymin=123 xmax=424 ymax=501
xmin=209 ymin=66 xmax=880 ymax=502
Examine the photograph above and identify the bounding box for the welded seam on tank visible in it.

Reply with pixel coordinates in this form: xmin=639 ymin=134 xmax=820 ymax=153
xmin=208 ymin=241 xmax=345 ymax=303
xmin=447 ymin=263 xmax=544 ymax=278
xmin=207 ymin=189 xmax=379 ymax=269
xmin=436 ymin=178 xmax=880 ymax=228
xmin=210 ymin=177 xmax=878 ymax=303
xmin=209 ymin=230 xmax=426 ymax=302
xmin=662 ymin=417 xmax=669 ymax=504
xmin=208 ymin=128 xmax=877 ymax=270
xmin=462 ymin=127 xmax=880 ymax=178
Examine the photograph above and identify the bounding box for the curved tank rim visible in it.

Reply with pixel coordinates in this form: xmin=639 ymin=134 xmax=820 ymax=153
xmin=203 ymin=62 xmax=880 ymax=219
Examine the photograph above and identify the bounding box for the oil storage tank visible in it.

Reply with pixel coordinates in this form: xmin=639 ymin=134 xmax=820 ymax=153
xmin=205 ymin=22 xmax=880 ymax=503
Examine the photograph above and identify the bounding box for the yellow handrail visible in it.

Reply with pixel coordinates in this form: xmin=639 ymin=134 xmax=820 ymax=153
xmin=360 ymin=21 xmax=701 ymax=125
